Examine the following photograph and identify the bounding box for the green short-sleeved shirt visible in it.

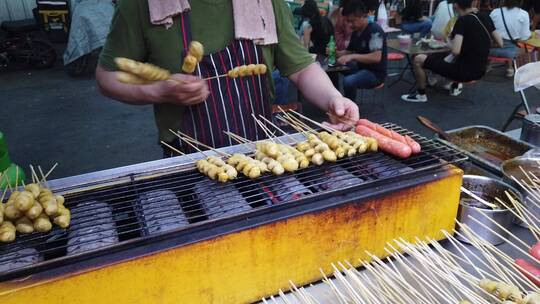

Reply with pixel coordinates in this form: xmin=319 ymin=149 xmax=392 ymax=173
xmin=99 ymin=0 xmax=313 ymax=143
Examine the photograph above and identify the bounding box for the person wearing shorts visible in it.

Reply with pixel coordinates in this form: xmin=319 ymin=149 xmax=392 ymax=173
xmin=401 ymin=0 xmax=503 ymax=102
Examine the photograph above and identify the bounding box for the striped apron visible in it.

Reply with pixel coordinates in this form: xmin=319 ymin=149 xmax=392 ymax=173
xmin=167 ymin=12 xmax=271 ymax=155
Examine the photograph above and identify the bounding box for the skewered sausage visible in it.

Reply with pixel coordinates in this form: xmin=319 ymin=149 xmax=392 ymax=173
xmin=357 ymin=119 xmax=421 ymax=154
xmin=530 ymin=242 xmax=540 ymax=261
xmin=515 ymin=259 xmax=540 ymax=287
xmin=356 ymin=125 xmax=412 ymax=159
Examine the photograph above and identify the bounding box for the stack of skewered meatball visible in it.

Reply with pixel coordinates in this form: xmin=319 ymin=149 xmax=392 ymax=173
xmin=0 ymin=184 xmax=70 ymax=243
xmin=193 ymin=129 xmax=377 ymax=182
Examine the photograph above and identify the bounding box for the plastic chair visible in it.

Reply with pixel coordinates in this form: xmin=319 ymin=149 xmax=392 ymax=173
xmin=501 ymin=50 xmax=540 ymax=131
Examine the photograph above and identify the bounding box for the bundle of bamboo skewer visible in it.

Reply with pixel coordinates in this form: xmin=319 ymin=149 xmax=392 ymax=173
xmin=260 ymin=165 xmax=540 ymax=304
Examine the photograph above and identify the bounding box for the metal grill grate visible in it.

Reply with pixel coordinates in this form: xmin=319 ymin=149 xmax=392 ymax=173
xmin=0 ymin=123 xmax=467 ymax=280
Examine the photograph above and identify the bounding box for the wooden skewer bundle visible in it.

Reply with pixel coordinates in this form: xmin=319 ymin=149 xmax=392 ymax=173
xmin=262 ymin=226 xmax=540 ymax=304
xmin=260 ymin=174 xmax=540 ymax=304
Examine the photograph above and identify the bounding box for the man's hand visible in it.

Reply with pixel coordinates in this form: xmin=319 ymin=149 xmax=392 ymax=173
xmin=144 ymin=74 xmax=210 ymax=106
xmin=324 ymin=95 xmax=359 ymax=131
xmin=337 ymin=54 xmax=355 ymax=65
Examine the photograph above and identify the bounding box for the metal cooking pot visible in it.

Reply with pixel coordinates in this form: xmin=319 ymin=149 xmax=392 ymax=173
xmin=501 ymin=153 xmax=540 ymax=228
xmin=457 ymin=175 xmax=521 ymax=245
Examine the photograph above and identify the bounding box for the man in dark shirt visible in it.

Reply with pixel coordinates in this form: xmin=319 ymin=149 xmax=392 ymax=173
xmin=336 ymin=0 xmax=387 ymax=101
xmin=401 ymin=0 xmax=502 ymax=102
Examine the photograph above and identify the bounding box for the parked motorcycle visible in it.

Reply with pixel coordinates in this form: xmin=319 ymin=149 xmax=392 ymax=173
xmin=0 ymin=18 xmax=57 ymax=69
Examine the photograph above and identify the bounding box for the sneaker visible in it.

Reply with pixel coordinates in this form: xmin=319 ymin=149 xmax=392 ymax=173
xmin=449 ymin=83 xmax=463 ymax=96
xmin=506 ymin=68 xmax=514 ymax=78
xmin=401 ymin=92 xmax=428 ymax=103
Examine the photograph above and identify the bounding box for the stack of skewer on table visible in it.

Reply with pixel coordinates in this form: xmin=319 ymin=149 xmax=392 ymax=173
xmin=261 ymin=165 xmax=540 ymax=304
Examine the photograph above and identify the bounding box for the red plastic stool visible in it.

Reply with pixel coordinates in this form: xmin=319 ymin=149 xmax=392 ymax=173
xmin=388 ymin=52 xmax=405 ymax=61
xmin=488 ymin=56 xmax=512 ymax=63
xmin=388 ymin=52 xmax=405 ymax=77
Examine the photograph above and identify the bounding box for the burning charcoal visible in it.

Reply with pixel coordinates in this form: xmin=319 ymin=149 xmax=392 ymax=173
xmin=260 ymin=176 xmax=312 ymax=204
xmin=194 ymin=180 xmax=251 ymax=219
xmin=138 ymin=190 xmax=189 ymax=235
xmin=67 ymin=201 xmax=119 ymax=255
xmin=0 ymin=248 xmax=42 ymax=273
xmin=309 ymin=166 xmax=362 ymax=192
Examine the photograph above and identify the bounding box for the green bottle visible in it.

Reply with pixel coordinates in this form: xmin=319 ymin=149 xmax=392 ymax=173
xmin=328 ymin=35 xmax=336 ymax=65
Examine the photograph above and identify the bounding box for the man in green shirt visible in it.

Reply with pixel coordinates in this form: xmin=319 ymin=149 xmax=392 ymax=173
xmin=96 ymin=0 xmax=359 ymax=154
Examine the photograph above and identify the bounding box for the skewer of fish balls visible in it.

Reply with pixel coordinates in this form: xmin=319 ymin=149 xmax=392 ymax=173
xmin=115 ymin=57 xmax=171 ymax=84
xmin=223 ymin=132 xmax=274 ymax=179
xmin=255 ymin=115 xmax=311 ymax=169
xmin=285 ymin=108 xmax=378 ymax=153
xmin=227 ymin=64 xmax=267 ymax=78
xmin=182 ymin=41 xmax=204 ymax=74
xmin=277 ymin=110 xmax=336 ymax=165
xmin=161 ymin=140 xmax=234 ymax=182
xmin=226 ymin=153 xmax=268 ymax=179
xmin=252 ymin=117 xmax=302 ymax=173
xmin=0 ymin=186 xmax=69 ymax=242
xmin=254 ymin=142 xmax=289 ymax=174
xmin=171 ymin=130 xmax=239 ymax=183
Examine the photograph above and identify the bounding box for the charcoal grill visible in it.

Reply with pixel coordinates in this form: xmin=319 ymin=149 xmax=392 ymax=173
xmin=0 ymin=123 xmax=467 ymax=304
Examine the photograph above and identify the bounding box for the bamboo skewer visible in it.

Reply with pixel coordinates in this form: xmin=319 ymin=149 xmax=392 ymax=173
xmin=459 ymin=224 xmax=540 ymax=293
xmin=29 ymin=165 xmax=40 ymax=186
xmin=171 ymin=129 xmax=231 ymax=158
xmin=41 ymin=163 xmax=58 ymax=183
xmin=460 ymin=187 xmax=498 ymax=209
xmin=495 ymin=196 xmax=540 ymax=241
xmin=257 ymin=115 xmax=298 ymax=144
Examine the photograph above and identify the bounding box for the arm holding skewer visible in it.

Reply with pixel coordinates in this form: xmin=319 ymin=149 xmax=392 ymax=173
xmin=288 ymin=63 xmax=359 ymax=131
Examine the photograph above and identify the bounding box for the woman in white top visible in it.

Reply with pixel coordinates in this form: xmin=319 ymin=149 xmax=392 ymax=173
xmin=490 ymin=0 xmax=531 ymax=76
xmin=431 ymin=0 xmax=455 ymax=40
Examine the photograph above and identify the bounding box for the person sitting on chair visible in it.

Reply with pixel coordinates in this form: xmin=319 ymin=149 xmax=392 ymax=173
xmin=401 ymin=0 xmax=503 ymax=102
xmin=336 ymin=0 xmax=387 ymax=102
xmin=400 ymin=0 xmax=433 ymax=38
xmin=489 ymin=0 xmax=531 ymax=77
xmin=301 ymin=0 xmax=334 ymax=56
